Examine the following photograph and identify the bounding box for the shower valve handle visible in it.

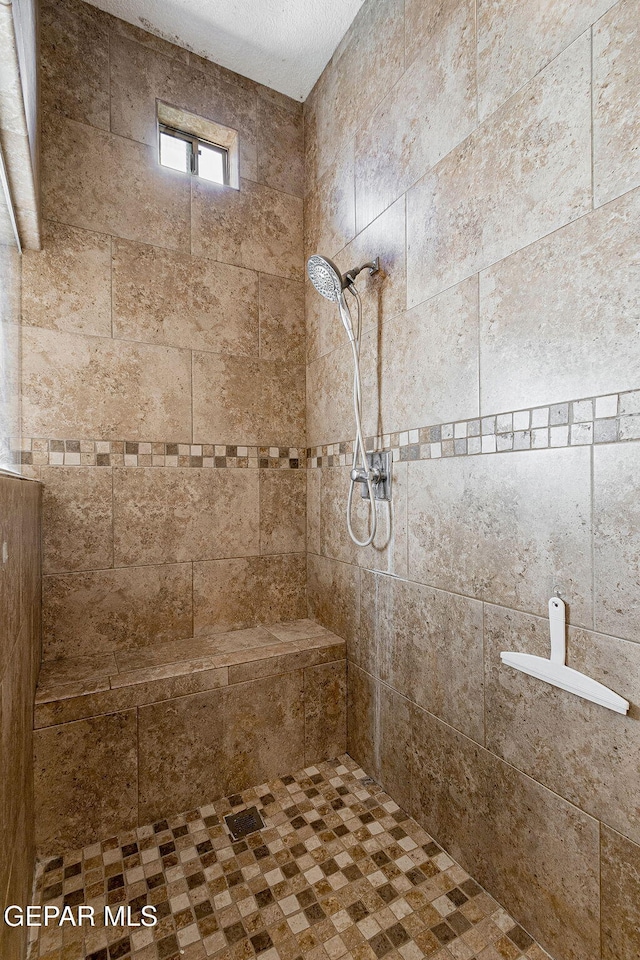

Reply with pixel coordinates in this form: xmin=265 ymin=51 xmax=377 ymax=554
xmin=350 ymin=465 xmax=384 ymax=485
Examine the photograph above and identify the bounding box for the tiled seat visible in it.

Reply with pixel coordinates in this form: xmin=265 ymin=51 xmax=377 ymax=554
xmin=34 ymin=620 xmax=347 ymax=857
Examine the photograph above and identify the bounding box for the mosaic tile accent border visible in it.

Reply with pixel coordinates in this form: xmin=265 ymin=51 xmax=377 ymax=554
xmin=6 ymin=440 xmax=303 ymax=470
xmin=28 ymin=755 xmax=550 ymax=960
xmin=307 ymin=389 xmax=640 ymax=467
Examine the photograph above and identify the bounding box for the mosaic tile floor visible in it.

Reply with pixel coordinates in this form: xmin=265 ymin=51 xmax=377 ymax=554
xmin=29 ymin=756 xmax=550 ymax=960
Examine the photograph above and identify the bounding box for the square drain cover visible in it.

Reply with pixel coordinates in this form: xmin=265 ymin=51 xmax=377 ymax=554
xmin=224 ymin=805 xmax=265 ymax=840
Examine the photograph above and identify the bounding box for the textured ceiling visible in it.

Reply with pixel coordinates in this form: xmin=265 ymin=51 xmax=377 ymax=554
xmin=86 ymin=0 xmax=366 ymax=100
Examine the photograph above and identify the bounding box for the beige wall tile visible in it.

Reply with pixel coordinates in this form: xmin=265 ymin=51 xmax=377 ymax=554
xmin=40 ymin=0 xmax=110 ymax=130
xmin=223 ymin=671 xmax=305 ymax=794
xmin=113 ymin=468 xmax=259 ymax=565
xmin=594 ymin=0 xmax=640 ymax=206
xmin=319 ymin=463 xmax=408 ymax=578
xmin=260 ymin=469 xmax=306 ymax=554
xmin=304 ymin=144 xmax=356 ymax=262
xmin=40 ymin=467 xmax=113 ymax=575
xmin=192 ymin=177 xmax=303 ymax=280
xmin=303 ymin=80 xmax=321 ymax=195
xmin=38 ymin=651 xmax=114 ymax=684
xmin=476 ymin=0 xmax=616 ymax=121
xmin=112 ymin=239 xmax=259 ymax=355
xmin=480 ymin=188 xmax=640 ymax=411
xmin=352 ymin=569 xmax=380 ymax=679
xmin=42 ymin=564 xmax=193 ymax=660
xmin=379 ymin=681 xmax=413 ymax=814
xmin=485 ymin=604 xmax=640 ymax=844
xmin=139 ymin=670 xmax=305 ymax=819
xmin=306 ymin=197 xmax=407 ymax=363
xmin=259 ymin=273 xmax=305 ymax=365
xmin=109 ymin=34 xmax=258 ymax=181
xmin=411 ymin=705 xmax=601 ymax=960
xmin=226 ymin=641 xmax=343 ymax=684
xmin=341 ymin=196 xmax=407 ymax=331
xmin=22 ymin=221 xmax=111 ymax=337
xmin=360 ymin=572 xmax=484 ymax=743
xmin=0 ymin=322 xmax=24 ymax=454
xmin=303 ymin=660 xmax=347 ymax=763
xmin=109 ymin=11 xmax=191 ymax=64
xmin=42 ymin=119 xmax=191 ymax=250
xmin=307 ymin=554 xmax=360 ymax=643
xmin=356 ymin=0 xmax=476 ymax=231
xmin=312 ymin=0 xmax=405 ymax=182
xmin=306 ymin=468 xmax=321 ymax=556
xmin=346 ymin=663 xmax=378 ymax=778
xmin=601 ymin=827 xmax=640 ymax=960
xmin=193 ymin=555 xmax=306 ymax=635
xmin=34 ymin=710 xmax=138 ymax=855
xmin=34 ymin=667 xmax=229 ymax=729
xmin=192 ymin=352 xmax=305 ymax=445
xmin=407 ymin=448 xmax=593 ymax=626
xmin=138 ymin=687 xmax=226 ymax=824
xmin=594 ymin=442 xmax=640 ymax=642
xmin=113 ymin=627 xmax=275 ymax=672
xmin=306 ymin=343 xmax=356 ymax=447
xmin=380 ymin=276 xmax=479 ymax=431
xmin=305 ymin=277 xmax=331 ymax=368
xmin=21 ymin=328 xmax=192 ymax=442
xmin=407 ymin=32 xmax=591 ymax=307
xmin=257 ymin=91 xmax=304 ymax=198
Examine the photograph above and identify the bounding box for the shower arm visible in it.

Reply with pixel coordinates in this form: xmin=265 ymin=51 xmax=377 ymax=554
xmin=344 ymin=258 xmax=380 ymax=287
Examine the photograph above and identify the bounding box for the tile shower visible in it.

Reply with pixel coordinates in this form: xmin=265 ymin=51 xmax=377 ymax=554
xmin=0 ymin=0 xmax=638 ymax=959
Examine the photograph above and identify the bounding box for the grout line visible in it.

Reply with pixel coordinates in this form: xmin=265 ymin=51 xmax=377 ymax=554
xmin=481 ymin=601 xmax=487 ymax=748
xmin=474 ymin=0 xmax=479 ymax=124
xmin=257 ymin=272 xmax=262 ymax=358
xmin=110 ymin=466 xmax=115 ymax=569
xmin=356 ymin=660 xmax=609 ymax=821
xmin=42 ymin=213 xmax=303 ymax=283
xmin=598 ymin=820 xmax=603 ymax=959
xmin=109 ymin=234 xmax=114 ymax=339
xmin=590 ymin=26 xmax=596 ymax=211
xmin=590 ymin=443 xmax=596 ymax=632
xmin=476 ymin=271 xmax=482 ymax=418
xmin=135 ymin=704 xmax=140 ymax=827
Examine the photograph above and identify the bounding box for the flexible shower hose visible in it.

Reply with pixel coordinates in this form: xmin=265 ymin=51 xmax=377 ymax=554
xmin=341 ymin=285 xmax=377 ymax=547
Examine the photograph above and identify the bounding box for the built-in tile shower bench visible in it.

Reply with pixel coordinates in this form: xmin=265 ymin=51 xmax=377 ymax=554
xmin=33 ymin=620 xmax=346 ymax=857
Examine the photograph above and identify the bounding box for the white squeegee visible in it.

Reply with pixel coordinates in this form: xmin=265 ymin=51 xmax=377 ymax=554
xmin=500 ymin=596 xmax=630 ymax=715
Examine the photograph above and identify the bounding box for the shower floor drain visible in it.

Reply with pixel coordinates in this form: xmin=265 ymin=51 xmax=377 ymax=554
xmin=224 ymin=805 xmax=265 ymax=840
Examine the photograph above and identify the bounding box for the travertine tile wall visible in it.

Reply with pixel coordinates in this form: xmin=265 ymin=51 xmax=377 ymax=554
xmin=0 ymin=474 xmax=42 ymax=960
xmin=21 ymin=0 xmax=306 ymax=661
xmin=304 ymin=2 xmax=640 ymax=960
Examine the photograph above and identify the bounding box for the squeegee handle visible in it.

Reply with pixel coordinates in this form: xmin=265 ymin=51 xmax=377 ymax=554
xmin=548 ymin=596 xmax=566 ymax=665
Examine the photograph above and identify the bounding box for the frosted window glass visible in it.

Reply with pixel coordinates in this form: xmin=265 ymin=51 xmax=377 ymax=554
xmin=160 ymin=131 xmax=189 ymax=172
xmin=198 ymin=143 xmax=225 ymax=184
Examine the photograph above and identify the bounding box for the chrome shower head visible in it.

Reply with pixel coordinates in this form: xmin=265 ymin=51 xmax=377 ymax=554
xmin=306 ymin=255 xmax=346 ymax=302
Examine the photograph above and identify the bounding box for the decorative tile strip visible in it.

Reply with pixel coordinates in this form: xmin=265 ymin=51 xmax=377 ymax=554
xmin=307 ymin=389 xmax=640 ymax=467
xmin=11 ymin=439 xmax=303 ymax=469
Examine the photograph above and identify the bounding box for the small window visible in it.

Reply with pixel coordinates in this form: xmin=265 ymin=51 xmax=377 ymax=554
xmin=159 ymin=124 xmax=229 ymax=185
xmin=157 ymin=102 xmax=240 ymax=188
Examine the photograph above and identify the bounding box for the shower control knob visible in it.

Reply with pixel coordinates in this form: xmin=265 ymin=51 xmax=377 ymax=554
xmin=350 ymin=466 xmax=384 ymax=484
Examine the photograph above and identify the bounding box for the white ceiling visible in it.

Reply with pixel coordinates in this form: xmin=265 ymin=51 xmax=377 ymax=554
xmin=87 ymin=0 xmax=366 ymax=101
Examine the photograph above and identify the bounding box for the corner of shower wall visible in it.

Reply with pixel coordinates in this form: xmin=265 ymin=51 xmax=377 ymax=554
xmin=303 ymin=1 xmax=640 ymax=959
